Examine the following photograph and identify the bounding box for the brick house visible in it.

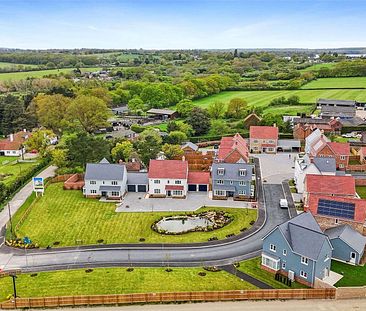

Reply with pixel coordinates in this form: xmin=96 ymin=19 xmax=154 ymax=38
xmin=217 ymin=133 xmax=249 ymax=163
xmin=243 ymin=113 xmax=262 ymax=128
xmin=293 ymin=118 xmax=342 ymax=140
xmin=249 ymin=126 xmax=279 ymax=153
xmin=314 ymin=142 xmax=350 ymax=170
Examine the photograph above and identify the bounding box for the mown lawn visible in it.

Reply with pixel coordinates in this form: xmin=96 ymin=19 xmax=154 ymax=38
xmin=238 ymin=257 xmax=307 ymax=289
xmin=356 ymin=186 xmax=366 ymax=199
xmin=12 ymin=183 xmax=257 ymax=247
xmin=302 ymin=77 xmax=366 ymax=89
xmin=0 ymin=158 xmax=40 ymax=186
xmin=331 ymin=260 xmax=366 ymax=287
xmin=299 ymin=63 xmax=336 ymax=72
xmin=0 ymin=267 xmax=256 ymax=301
xmin=190 ymin=89 xmax=366 ymax=116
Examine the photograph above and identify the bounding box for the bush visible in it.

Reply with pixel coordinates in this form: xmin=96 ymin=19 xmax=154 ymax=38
xmin=240 ymin=227 xmax=247 ymax=232
xmin=97 ymin=239 xmax=104 ymax=243
xmin=139 ymin=238 xmax=146 ymax=242
xmin=165 ymin=268 xmax=173 ymax=272
xmin=198 ymin=272 xmax=206 ymax=277
xmin=203 ymin=266 xmax=221 ymax=272
xmin=85 ymin=269 xmax=93 ymax=273
xmin=126 ymin=267 xmax=134 ymax=272
xmin=249 ymin=220 xmax=255 ymax=225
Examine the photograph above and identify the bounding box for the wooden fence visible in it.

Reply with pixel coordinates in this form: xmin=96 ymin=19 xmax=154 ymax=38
xmin=0 ymin=289 xmax=336 ymax=309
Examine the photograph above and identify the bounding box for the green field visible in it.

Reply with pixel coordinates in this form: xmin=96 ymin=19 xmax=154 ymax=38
xmin=331 ymin=260 xmax=366 ymax=287
xmin=356 ymin=186 xmax=366 ymax=199
xmin=238 ymin=258 xmax=306 ymax=289
xmin=0 ymin=62 xmax=39 ymax=69
xmin=302 ymin=77 xmax=366 ymax=89
xmin=0 ymin=67 xmax=103 ymax=81
xmin=299 ymin=63 xmax=336 ymax=72
xmin=191 ymin=89 xmax=366 ymax=116
xmin=0 ymin=267 xmax=256 ymax=301
xmin=0 ymin=157 xmax=40 ymax=186
xmin=12 ymin=183 xmax=257 ymax=247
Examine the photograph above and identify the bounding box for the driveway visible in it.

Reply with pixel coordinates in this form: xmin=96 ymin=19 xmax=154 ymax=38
xmin=254 ymin=153 xmax=296 ymax=184
xmin=116 ymin=192 xmax=253 ymax=212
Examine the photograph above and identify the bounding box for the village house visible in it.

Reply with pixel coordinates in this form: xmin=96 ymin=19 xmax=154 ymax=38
xmin=249 ymin=126 xmax=279 ymax=153
xmin=243 ymin=113 xmax=262 ymax=128
xmin=217 ymin=133 xmax=249 ymax=163
xmin=313 ymin=141 xmax=350 ymax=170
xmin=293 ymin=118 xmax=342 ymax=140
xmin=83 ymin=158 xmax=127 ymax=200
xmin=181 ymin=142 xmax=199 ymax=153
xmin=0 ymin=130 xmax=30 ymax=157
xmin=304 ymin=129 xmax=329 ymax=157
xmin=261 ymin=212 xmax=333 ymax=287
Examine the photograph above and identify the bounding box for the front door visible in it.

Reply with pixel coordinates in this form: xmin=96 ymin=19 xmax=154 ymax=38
xmin=324 ymin=267 xmax=329 ymax=278
xmin=101 ymin=191 xmax=107 ymax=197
xmin=350 ymin=252 xmax=356 ymax=264
xmin=167 ymin=190 xmax=172 ymax=197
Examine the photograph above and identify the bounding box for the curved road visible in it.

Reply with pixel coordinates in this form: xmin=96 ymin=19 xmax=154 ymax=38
xmin=0 ymin=161 xmax=290 ymax=273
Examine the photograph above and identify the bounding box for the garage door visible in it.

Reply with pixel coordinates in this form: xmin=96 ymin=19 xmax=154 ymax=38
xmin=188 ymin=184 xmax=197 ymax=191
xmin=127 ymin=185 xmax=136 ymax=192
xmin=198 ymin=185 xmax=208 ymax=192
xmin=137 ymin=185 xmax=147 ymax=192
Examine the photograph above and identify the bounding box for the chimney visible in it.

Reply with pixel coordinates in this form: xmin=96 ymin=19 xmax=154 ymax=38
xmin=23 ymin=129 xmax=27 ymax=132
xmin=9 ymin=134 xmax=14 ymax=142
xmin=182 ymin=155 xmax=185 ymax=162
xmin=273 ymin=123 xmax=277 ymax=128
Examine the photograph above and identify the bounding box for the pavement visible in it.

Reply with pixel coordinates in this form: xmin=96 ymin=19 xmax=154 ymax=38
xmin=116 ymin=192 xmax=253 ymax=213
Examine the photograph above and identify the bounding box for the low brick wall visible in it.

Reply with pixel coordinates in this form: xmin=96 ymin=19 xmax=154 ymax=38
xmin=355 ymin=178 xmax=366 ymax=186
xmin=64 ymin=173 xmax=85 ymax=190
xmin=336 ymin=286 xmax=366 ymax=299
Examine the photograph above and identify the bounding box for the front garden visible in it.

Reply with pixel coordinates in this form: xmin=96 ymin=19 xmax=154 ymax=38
xmin=331 ymin=260 xmax=366 ymax=287
xmin=9 ymin=182 xmax=257 ymax=247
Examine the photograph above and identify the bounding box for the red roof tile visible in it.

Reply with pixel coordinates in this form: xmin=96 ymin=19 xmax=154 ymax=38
xmin=165 ymin=185 xmax=184 ymax=190
xmin=217 ymin=133 xmax=249 ymax=162
xmin=250 ymin=126 xmax=279 ymax=140
xmin=307 ymin=194 xmax=366 ymax=223
xmin=305 ymin=174 xmax=355 ymax=196
xmin=327 ymin=142 xmax=350 ymax=156
xmin=188 ymin=171 xmax=210 ymax=184
xmin=0 ymin=131 xmax=31 ymax=151
xmin=148 ymin=160 xmax=188 ymax=179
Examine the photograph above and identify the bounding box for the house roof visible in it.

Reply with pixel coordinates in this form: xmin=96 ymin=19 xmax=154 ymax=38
xmin=148 ymin=159 xmax=188 ymax=179
xmin=277 ymin=212 xmax=330 ymax=261
xmin=243 ymin=113 xmax=262 ymax=123
xmin=0 ymin=130 xmax=31 ymax=151
xmin=217 ymin=133 xmax=249 ymax=162
xmin=318 ymin=98 xmax=356 ymax=106
xmin=85 ymin=159 xmax=125 ymax=181
xmin=278 ymin=139 xmax=301 ymax=148
xmin=325 ymin=225 xmax=366 ymax=254
xmin=327 ymin=142 xmax=350 ymax=156
xmin=294 ymin=118 xmax=333 ymax=125
xmin=212 ymin=162 xmax=253 ymax=181
xmin=312 ymin=157 xmax=337 ymax=173
xmin=250 ymin=126 xmax=279 ymax=140
xmin=127 ymin=172 xmax=148 ymax=185
xmin=112 ymin=106 xmax=128 ymax=113
xmin=181 ymin=142 xmax=199 ymax=151
xmin=147 ymin=108 xmax=176 ymax=115
xmin=188 ymin=171 xmax=210 ymax=185
xmin=305 ymin=174 xmax=355 ymax=196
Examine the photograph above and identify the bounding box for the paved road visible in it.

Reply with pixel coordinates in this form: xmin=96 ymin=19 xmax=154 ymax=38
xmin=47 ymin=299 xmax=366 ymax=311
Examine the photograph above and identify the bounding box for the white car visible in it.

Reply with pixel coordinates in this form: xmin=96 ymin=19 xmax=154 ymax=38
xmin=279 ymin=199 xmax=288 ymax=209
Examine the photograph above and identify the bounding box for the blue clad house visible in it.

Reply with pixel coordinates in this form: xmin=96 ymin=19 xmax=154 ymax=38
xmin=261 ymin=212 xmax=333 ymax=287
xmin=211 ymin=162 xmax=254 ymax=200
xmin=325 ymin=225 xmax=366 ymax=266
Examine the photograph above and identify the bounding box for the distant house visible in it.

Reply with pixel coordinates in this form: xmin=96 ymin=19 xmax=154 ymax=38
xmin=261 ymin=212 xmax=333 ymax=287
xmin=318 ymin=98 xmax=356 ymax=119
xmin=148 ymin=159 xmax=189 ymax=198
xmin=147 ymin=108 xmax=178 ymax=120
xmin=243 ymin=113 xmax=262 ymax=128
xmin=211 ymin=162 xmax=254 ymax=200
xmin=0 ymin=130 xmax=30 ymax=157
xmin=181 ymin=142 xmax=199 ymax=153
xmin=313 ymin=142 xmax=350 ymax=170
xmin=111 ymin=106 xmax=129 ymax=115
xmin=294 ymin=155 xmax=336 ymax=193
xmin=325 ymin=225 xmax=366 ymax=265
xmin=83 ymin=158 xmax=127 ymax=200
xmin=249 ymin=126 xmax=279 ymax=153
xmin=304 ymin=129 xmax=330 ymax=157
xmin=217 ymin=133 xmax=249 ymax=163
xmin=293 ymin=118 xmax=342 ymax=140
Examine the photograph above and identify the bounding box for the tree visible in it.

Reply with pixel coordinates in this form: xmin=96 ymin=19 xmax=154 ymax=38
xmin=111 ymin=141 xmax=134 ymax=162
xmin=286 ymin=95 xmax=300 ymax=105
xmin=167 ymin=131 xmax=187 ymax=145
xmin=210 ymin=120 xmax=229 ymax=136
xmin=33 ymin=94 xmax=71 ymax=133
xmin=162 ymin=144 xmax=184 ymax=159
xmin=25 ymin=129 xmax=56 ymax=157
xmin=186 ymin=107 xmax=211 ymax=136
xmin=67 ymin=95 xmax=110 ymax=134
xmin=226 ymin=98 xmax=248 ymax=118
xmin=135 ymin=129 xmax=163 ymax=165
xmin=65 ymin=132 xmax=111 ymax=168
xmin=51 ymin=148 xmax=67 ymax=168
xmin=128 ymin=95 xmax=145 ymax=113
xmin=208 ymin=101 xmax=225 ymax=119
xmin=176 ymin=99 xmax=194 ymax=117
xmin=167 ymin=121 xmax=193 ymax=137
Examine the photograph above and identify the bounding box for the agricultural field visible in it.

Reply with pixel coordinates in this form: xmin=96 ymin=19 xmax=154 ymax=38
xmin=0 ymin=62 xmax=39 ymax=69
xmin=191 ymin=89 xmax=366 ymax=116
xmin=0 ymin=267 xmax=255 ymax=301
xmin=299 ymin=63 xmax=336 ymax=72
xmin=0 ymin=67 xmax=103 ymax=81
xmin=0 ymin=157 xmax=40 ymax=186
xmin=302 ymin=77 xmax=366 ymax=89
xmin=12 ymin=183 xmax=257 ymax=247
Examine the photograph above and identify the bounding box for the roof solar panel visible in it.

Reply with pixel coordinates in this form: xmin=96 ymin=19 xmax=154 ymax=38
xmin=317 ymin=199 xmax=355 ymax=220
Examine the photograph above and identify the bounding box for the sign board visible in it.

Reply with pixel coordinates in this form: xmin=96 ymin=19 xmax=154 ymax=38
xmin=32 ymin=177 xmax=44 ymax=196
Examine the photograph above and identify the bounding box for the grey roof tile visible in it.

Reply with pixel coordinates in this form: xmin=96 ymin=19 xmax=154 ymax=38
xmin=212 ymin=163 xmax=253 ymax=181
xmin=85 ymin=162 xmax=125 ymax=180
xmin=313 ymin=157 xmax=337 ymax=173
xmin=325 ymin=225 xmax=366 ymax=254
xmin=127 ymin=172 xmax=148 ymax=185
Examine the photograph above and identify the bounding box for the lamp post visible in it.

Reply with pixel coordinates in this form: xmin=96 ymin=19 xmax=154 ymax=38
xmin=10 ymin=274 xmax=17 ymax=309
xmin=8 ymin=202 xmax=13 ymax=238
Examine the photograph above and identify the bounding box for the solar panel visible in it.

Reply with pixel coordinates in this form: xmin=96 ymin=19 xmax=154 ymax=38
xmin=317 ymin=199 xmax=355 ymax=220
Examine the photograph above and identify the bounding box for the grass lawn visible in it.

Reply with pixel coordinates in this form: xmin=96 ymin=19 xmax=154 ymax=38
xmin=299 ymin=63 xmax=336 ymax=73
xmin=0 ymin=62 xmax=40 ymax=69
xmin=12 ymin=183 xmax=257 ymax=247
xmin=238 ymin=257 xmax=307 ymax=289
xmin=0 ymin=267 xmax=256 ymax=301
xmin=331 ymin=260 xmax=366 ymax=287
xmin=0 ymin=158 xmax=40 ymax=186
xmin=190 ymin=89 xmax=366 ymax=116
xmin=356 ymin=186 xmax=366 ymax=199
xmin=302 ymin=77 xmax=366 ymax=89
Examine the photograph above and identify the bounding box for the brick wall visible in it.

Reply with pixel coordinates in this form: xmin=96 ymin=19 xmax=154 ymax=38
xmin=336 ymin=286 xmax=366 ymax=299
xmin=314 ymin=215 xmax=365 ymax=235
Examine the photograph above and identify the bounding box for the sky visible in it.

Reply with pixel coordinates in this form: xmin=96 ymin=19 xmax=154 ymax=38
xmin=0 ymin=0 xmax=366 ymax=50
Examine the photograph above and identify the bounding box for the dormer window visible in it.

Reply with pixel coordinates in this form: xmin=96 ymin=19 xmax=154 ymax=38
xmin=217 ymin=168 xmax=225 ymax=175
xmin=239 ymin=169 xmax=247 ymax=176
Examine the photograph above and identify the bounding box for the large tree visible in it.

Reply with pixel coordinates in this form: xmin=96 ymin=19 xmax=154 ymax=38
xmin=111 ymin=141 xmax=134 ymax=162
xmin=226 ymin=98 xmax=248 ymax=118
xmin=162 ymin=144 xmax=184 ymax=160
xmin=186 ymin=107 xmax=210 ymax=136
xmin=208 ymin=101 xmax=225 ymax=119
xmin=167 ymin=131 xmax=187 ymax=145
xmin=134 ymin=129 xmax=162 ymax=165
xmin=25 ymin=129 xmax=56 ymax=157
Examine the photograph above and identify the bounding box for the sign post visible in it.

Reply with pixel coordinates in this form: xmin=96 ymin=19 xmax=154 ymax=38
xmin=32 ymin=177 xmax=44 ymax=196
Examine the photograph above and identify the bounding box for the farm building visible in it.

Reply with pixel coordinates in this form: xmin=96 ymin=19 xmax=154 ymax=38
xmin=147 ymin=108 xmax=178 ymax=120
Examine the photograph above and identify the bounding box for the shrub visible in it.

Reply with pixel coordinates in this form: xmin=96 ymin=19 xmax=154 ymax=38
xmin=249 ymin=220 xmax=255 ymax=225
xmin=126 ymin=268 xmax=134 ymax=272
xmin=240 ymin=227 xmax=247 ymax=232
xmin=139 ymin=238 xmax=146 ymax=242
xmin=53 ymin=241 xmax=60 ymax=246
xmin=97 ymin=239 xmax=104 ymax=243
xmin=165 ymin=268 xmax=173 ymax=272
xmin=198 ymin=272 xmax=206 ymax=277
xmin=203 ymin=266 xmax=221 ymax=272
xmin=85 ymin=269 xmax=93 ymax=273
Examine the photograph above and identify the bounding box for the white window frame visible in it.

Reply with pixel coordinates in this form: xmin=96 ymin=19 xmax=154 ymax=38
xmin=90 ymin=189 xmax=97 ymax=194
xmin=339 ymin=163 xmax=344 ymax=168
xmin=111 ymin=181 xmax=118 ymax=185
xmin=283 ymin=249 xmax=287 ymax=256
xmin=340 ymin=155 xmax=346 ymax=160
xmin=90 ymin=180 xmax=96 ymax=185
xmin=172 ymin=190 xmax=183 ymax=196
xmin=230 ymin=180 xmax=233 ymax=185
xmin=238 ymin=190 xmax=246 ymax=195
xmin=111 ymin=191 xmax=119 ymax=197
xmin=175 ymin=180 xmax=182 ymax=184
xmin=239 ymin=169 xmax=247 ymax=176
xmin=282 ymin=262 xmax=286 ymax=269
xmin=301 ymin=256 xmax=309 ymax=265
xmin=261 ymin=254 xmax=280 ymax=271
xmin=216 ymin=180 xmax=224 ymax=185
xmin=239 ymin=181 xmax=246 ymax=186
xmin=270 ymin=244 xmax=276 ymax=252
xmin=154 ymin=180 xmax=160 ymax=184
xmin=300 ymin=270 xmax=308 ymax=279
xmin=154 ymin=189 xmax=160 ymax=194
xmin=215 ymin=190 xmax=226 ymax=196
xmin=217 ymin=168 xmax=225 ymax=175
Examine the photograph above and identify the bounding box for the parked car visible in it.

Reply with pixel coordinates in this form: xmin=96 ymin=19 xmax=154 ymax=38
xmin=279 ymin=199 xmax=288 ymax=209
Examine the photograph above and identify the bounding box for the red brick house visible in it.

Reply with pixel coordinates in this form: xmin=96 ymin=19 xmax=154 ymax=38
xmin=313 ymin=142 xmax=350 ymax=170
xmin=217 ymin=133 xmax=249 ymax=163
xmin=293 ymin=118 xmax=342 ymax=140
xmin=249 ymin=126 xmax=279 ymax=153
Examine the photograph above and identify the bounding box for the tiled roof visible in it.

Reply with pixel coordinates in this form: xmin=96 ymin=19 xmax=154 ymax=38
xmin=85 ymin=160 xmax=125 ymax=181
xmin=0 ymin=131 xmax=31 ymax=151
xmin=217 ymin=133 xmax=249 ymax=161
xmin=327 ymin=142 xmax=350 ymax=156
xmin=250 ymin=126 xmax=279 ymax=140
xmin=148 ymin=159 xmax=188 ymax=179
xmin=325 ymin=225 xmax=366 ymax=254
xmin=188 ymin=171 xmax=210 ymax=184
xmin=305 ymin=174 xmax=355 ymax=196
